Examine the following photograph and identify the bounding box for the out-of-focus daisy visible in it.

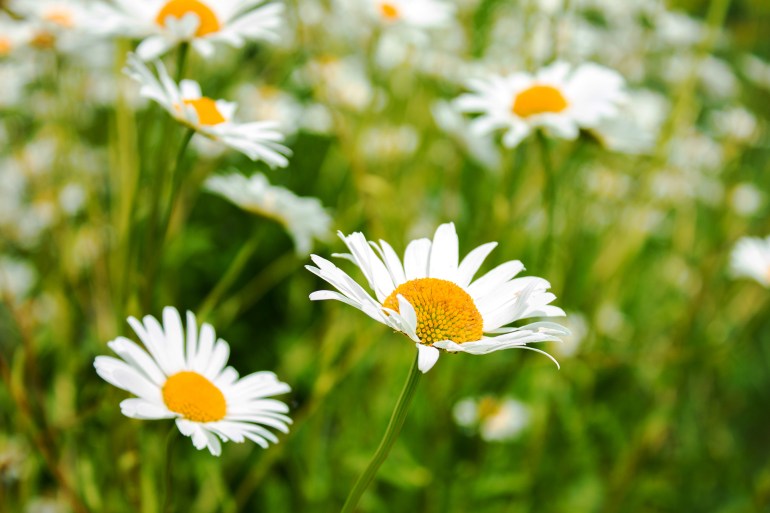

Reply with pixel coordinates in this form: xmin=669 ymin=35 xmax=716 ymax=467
xmin=10 ymin=0 xmax=95 ymax=51
xmin=730 ymin=236 xmax=770 ymax=287
xmin=94 ymin=306 xmax=292 ymax=456
xmin=204 ymin=172 xmax=331 ymax=255
xmin=306 ymin=222 xmax=567 ymax=373
xmin=367 ymin=0 xmax=454 ymax=29
xmin=98 ymin=0 xmax=283 ymax=60
xmin=730 ymin=183 xmax=764 ymax=218
xmin=0 ymin=17 xmax=31 ymax=57
xmin=125 ymin=54 xmax=290 ymax=167
xmin=455 ymin=61 xmax=626 ymax=148
xmin=453 ymin=395 xmax=530 ymax=442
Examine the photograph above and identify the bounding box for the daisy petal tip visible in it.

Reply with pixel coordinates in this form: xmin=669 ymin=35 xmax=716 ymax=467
xmin=416 ymin=344 xmax=440 ymax=373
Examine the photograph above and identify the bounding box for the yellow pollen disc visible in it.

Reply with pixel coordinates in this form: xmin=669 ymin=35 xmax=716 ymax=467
xmin=162 ymin=371 xmax=227 ymax=423
xmin=477 ymin=397 xmax=502 ymax=421
xmin=383 ymin=278 xmax=483 ymax=345
xmin=512 ymin=84 xmax=568 ymax=118
xmin=44 ymin=8 xmax=75 ymax=28
xmin=156 ymin=0 xmax=221 ymax=37
xmin=379 ymin=2 xmax=400 ymax=20
xmin=183 ymin=97 xmax=226 ymax=126
xmin=0 ymin=38 xmax=12 ymax=56
xmin=30 ymin=31 xmax=56 ymax=49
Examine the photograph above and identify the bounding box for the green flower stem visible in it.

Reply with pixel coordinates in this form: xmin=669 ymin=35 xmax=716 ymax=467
xmin=142 ymin=128 xmax=194 ymax=311
xmin=197 ymin=229 xmax=262 ymax=322
xmin=340 ymin=354 xmax=422 ymax=513
xmin=161 ymin=427 xmax=177 ymax=513
xmin=175 ymin=42 xmax=189 ymax=82
xmin=159 ymin=128 xmax=195 ymax=244
xmin=536 ymin=131 xmax=556 ymax=268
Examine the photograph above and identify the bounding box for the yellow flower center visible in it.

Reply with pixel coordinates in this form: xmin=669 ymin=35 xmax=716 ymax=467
xmin=162 ymin=371 xmax=227 ymax=423
xmin=477 ymin=397 xmax=502 ymax=421
xmin=30 ymin=31 xmax=56 ymax=49
xmin=512 ymin=84 xmax=569 ymax=118
xmin=183 ymin=97 xmax=226 ymax=126
xmin=43 ymin=8 xmax=75 ymax=28
xmin=383 ymin=278 xmax=483 ymax=345
xmin=379 ymin=2 xmax=400 ymax=20
xmin=0 ymin=38 xmax=12 ymax=56
xmin=156 ymin=0 xmax=221 ymax=37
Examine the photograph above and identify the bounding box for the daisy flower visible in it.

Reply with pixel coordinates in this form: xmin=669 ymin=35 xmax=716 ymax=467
xmin=0 ymin=17 xmax=30 ymax=57
xmin=306 ymin=222 xmax=568 ymax=373
xmin=204 ymin=172 xmax=332 ymax=255
xmin=368 ymin=0 xmax=454 ymax=29
xmin=455 ymin=61 xmax=626 ymax=149
xmin=9 ymin=0 xmax=95 ymax=51
xmin=97 ymin=0 xmax=283 ymax=60
xmin=453 ymin=395 xmax=530 ymax=442
xmin=125 ymin=53 xmax=291 ymax=167
xmin=94 ymin=307 xmax=292 ymax=456
xmin=730 ymin=235 xmax=770 ymax=287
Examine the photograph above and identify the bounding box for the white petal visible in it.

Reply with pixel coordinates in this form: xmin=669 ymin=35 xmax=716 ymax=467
xmin=429 ymin=223 xmax=459 ymax=280
xmin=404 ymin=238 xmax=431 ymax=280
xmin=416 ymin=344 xmax=440 ymax=373
xmin=456 ymin=242 xmax=498 ymax=288
xmin=136 ymin=36 xmax=172 ymax=61
xmin=120 ymin=398 xmax=175 ymax=420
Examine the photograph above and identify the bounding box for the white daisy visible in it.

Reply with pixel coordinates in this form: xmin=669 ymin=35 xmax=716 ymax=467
xmin=9 ymin=0 xmax=98 ymax=51
xmin=730 ymin=236 xmax=770 ymax=287
xmin=455 ymin=61 xmax=627 ymax=149
xmin=94 ymin=306 xmax=292 ymax=456
xmin=306 ymin=222 xmax=568 ymax=373
xmin=367 ymin=0 xmax=454 ymax=29
xmin=125 ymin=54 xmax=291 ymax=167
xmin=0 ymin=17 xmax=30 ymax=57
xmin=204 ymin=172 xmax=332 ymax=255
xmin=97 ymin=0 xmax=283 ymax=60
xmin=453 ymin=396 xmax=530 ymax=442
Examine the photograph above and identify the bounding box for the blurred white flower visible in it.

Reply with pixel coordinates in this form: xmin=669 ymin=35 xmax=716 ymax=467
xmin=204 ymin=173 xmax=332 ymax=256
xmin=743 ymin=54 xmax=770 ymax=91
xmin=591 ymin=89 xmax=669 ymax=155
xmin=655 ymin=11 xmax=704 ymax=47
xmin=0 ymin=257 xmax=36 ymax=302
xmin=359 ymin=124 xmax=420 ymax=162
xmin=97 ymin=0 xmax=283 ymax=60
xmin=94 ymin=307 xmax=292 ymax=456
xmin=554 ymin=312 xmax=588 ymax=357
xmin=0 ymin=61 xmax=35 ymax=108
xmin=453 ymin=396 xmax=530 ymax=442
xmin=307 ymin=222 xmax=567 ymax=373
xmin=125 ymin=54 xmax=290 ymax=167
xmin=25 ymin=497 xmax=67 ymax=513
xmin=0 ymin=15 xmax=32 ymax=56
xmin=234 ymin=84 xmax=303 ymax=137
xmin=730 ymin=183 xmax=764 ymax=217
xmin=306 ymin=57 xmax=375 ymax=112
xmin=709 ymin=107 xmax=760 ymax=143
xmin=730 ymin=236 xmax=770 ymax=287
xmin=432 ymin=100 xmax=501 ymax=170
xmin=699 ymin=57 xmax=738 ymax=100
xmin=367 ymin=0 xmax=454 ymax=29
xmin=455 ymin=61 xmax=626 ymax=148
xmin=58 ymin=183 xmax=86 ymax=216
xmin=0 ymin=437 xmax=25 ymax=483
xmin=10 ymin=0 xmax=102 ymax=52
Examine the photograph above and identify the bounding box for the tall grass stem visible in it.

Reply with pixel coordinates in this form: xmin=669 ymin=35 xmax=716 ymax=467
xmin=340 ymin=353 xmax=422 ymax=513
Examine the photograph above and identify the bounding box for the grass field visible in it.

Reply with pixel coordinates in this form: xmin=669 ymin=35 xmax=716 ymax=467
xmin=2 ymin=0 xmax=770 ymax=512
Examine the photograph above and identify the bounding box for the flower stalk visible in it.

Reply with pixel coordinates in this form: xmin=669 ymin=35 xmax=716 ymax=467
xmin=340 ymin=354 xmax=422 ymax=513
